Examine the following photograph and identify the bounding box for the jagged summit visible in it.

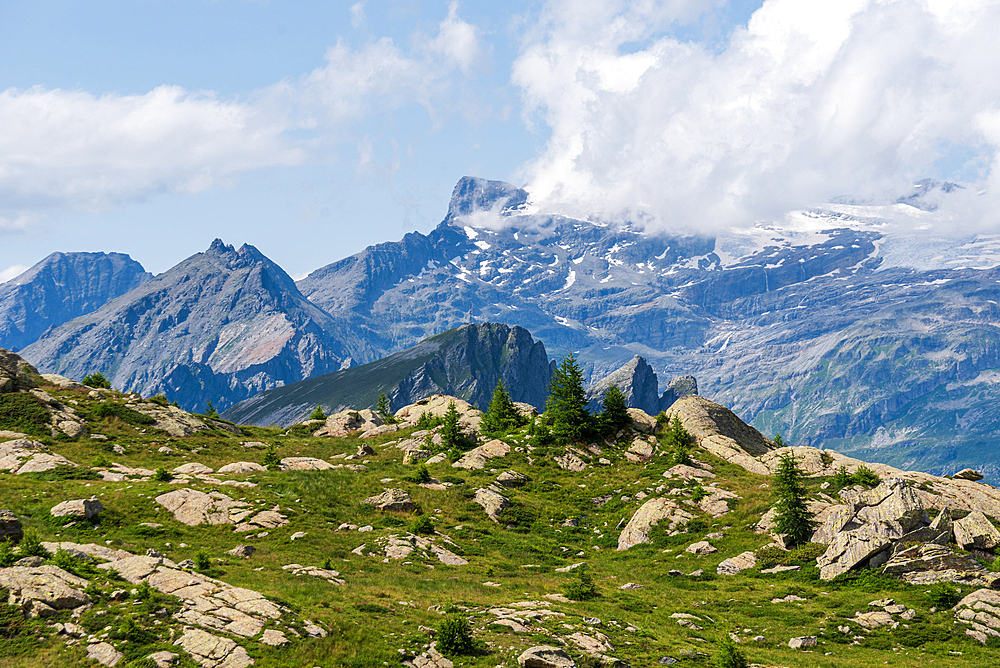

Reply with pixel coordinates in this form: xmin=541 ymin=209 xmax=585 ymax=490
xmin=445 ymin=176 xmax=529 ymax=222
xmin=21 ymin=239 xmax=373 ymax=412
xmin=585 ymin=354 xmax=697 ymax=415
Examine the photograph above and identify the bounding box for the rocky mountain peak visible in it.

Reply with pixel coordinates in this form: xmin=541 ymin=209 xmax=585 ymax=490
xmin=586 ymin=354 xmax=697 ymax=415
xmin=445 ymin=176 xmax=529 ymax=222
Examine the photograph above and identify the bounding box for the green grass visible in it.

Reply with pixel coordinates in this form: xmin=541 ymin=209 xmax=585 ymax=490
xmin=0 ymin=384 xmax=995 ymax=668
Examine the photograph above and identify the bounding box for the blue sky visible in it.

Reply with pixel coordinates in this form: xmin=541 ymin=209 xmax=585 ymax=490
xmin=1 ymin=0 xmax=999 ymax=280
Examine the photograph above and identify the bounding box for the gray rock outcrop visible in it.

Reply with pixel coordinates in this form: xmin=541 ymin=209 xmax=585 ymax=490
xmin=585 ymin=355 xmax=697 ymax=416
xmin=50 ymin=498 xmax=103 ymax=520
xmin=955 ymin=588 xmax=1000 ymax=643
xmin=617 ymin=498 xmax=694 ymax=551
xmin=953 ymin=511 xmax=1000 ymax=550
xmin=474 ymin=488 xmax=511 ymax=523
xmin=363 ymin=489 xmax=415 ymax=512
xmin=517 ymin=646 xmax=576 ymax=668
xmin=0 ymin=349 xmax=38 ymax=393
xmin=0 ymin=509 xmax=23 ymax=542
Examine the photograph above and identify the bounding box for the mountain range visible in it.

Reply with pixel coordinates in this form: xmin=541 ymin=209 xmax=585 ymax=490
xmin=5 ymin=176 xmax=1000 ymax=480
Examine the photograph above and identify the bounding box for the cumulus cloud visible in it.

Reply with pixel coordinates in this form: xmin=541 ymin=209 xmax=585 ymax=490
xmin=513 ymin=0 xmax=1000 ymax=233
xmin=0 ymin=4 xmax=482 ymax=230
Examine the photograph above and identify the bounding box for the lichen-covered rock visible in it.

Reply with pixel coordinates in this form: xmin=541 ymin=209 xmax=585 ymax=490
xmin=86 ymin=642 xmax=124 ymax=667
xmin=154 ymin=488 xmax=253 ymax=526
xmin=363 ymin=488 xmax=415 ymax=512
xmin=955 ymin=588 xmax=1000 ymax=643
xmin=953 ymin=469 xmax=984 ymax=481
xmin=395 ymin=395 xmax=483 ymax=432
xmin=174 ymin=628 xmax=254 ymax=668
xmin=953 ymin=511 xmax=1000 ymax=550
xmin=626 ymin=408 xmax=659 ymax=434
xmin=452 ymin=439 xmax=510 ymax=470
xmin=0 ymin=564 xmax=90 ymax=611
xmin=279 ymin=457 xmax=334 ymax=471
xmin=818 ymin=522 xmax=901 ymax=580
xmin=0 ymin=349 xmax=39 ymax=393
xmin=0 ymin=439 xmax=77 ymax=474
xmin=666 ymin=396 xmax=772 ymax=474
xmin=617 ymin=498 xmax=693 ymax=551
xmin=496 ymin=471 xmax=527 ymax=488
xmin=517 ymin=646 xmax=576 ymax=668
xmin=554 ymin=450 xmax=587 ymax=472
xmin=130 ymin=403 xmax=213 ymax=437
xmin=50 ymin=498 xmax=103 ymax=520
xmin=217 ymin=462 xmax=267 ymax=474
xmin=313 ymin=409 xmax=386 ymax=437
xmin=844 ymin=478 xmax=927 ymax=533
xmin=717 ymin=551 xmax=756 ymax=575
xmin=625 ymin=437 xmax=655 ymax=462
xmin=474 ymin=488 xmax=511 ymax=523
xmin=882 ymin=543 xmax=992 ymax=586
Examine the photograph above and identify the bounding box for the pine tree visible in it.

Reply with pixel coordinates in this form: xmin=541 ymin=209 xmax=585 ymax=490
xmin=309 ymin=405 xmax=326 ymax=421
xmin=663 ymin=416 xmax=694 ymax=465
xmin=545 ymin=353 xmax=592 ymax=443
xmin=480 ymin=380 xmax=522 ymax=437
xmin=440 ymin=401 xmax=465 ymax=451
xmin=600 ymin=385 xmax=630 ymax=434
xmin=376 ymin=393 xmax=397 ymax=423
xmin=773 ymin=452 xmax=817 ymax=547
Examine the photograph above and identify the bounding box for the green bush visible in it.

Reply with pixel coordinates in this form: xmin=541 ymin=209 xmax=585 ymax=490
xmin=0 ymin=540 xmax=16 ymax=567
xmin=148 ymin=393 xmax=170 ymax=407
xmin=716 ymin=633 xmax=748 ymax=668
xmin=853 ymin=465 xmax=880 ymax=487
xmin=0 ymin=588 xmax=39 ymax=657
xmin=152 ymin=467 xmax=173 ymax=482
xmin=92 ymin=454 xmax=112 ymax=468
xmin=90 ymin=402 xmax=156 ymax=426
xmin=410 ymin=515 xmax=436 ymax=535
xmin=663 ymin=416 xmax=694 ymax=466
xmin=194 ymin=550 xmax=211 ymax=572
xmin=82 ymin=372 xmax=111 ymax=389
xmin=261 ymin=444 xmax=281 ymax=471
xmin=756 ymin=543 xmax=826 ymax=570
xmin=563 ymin=565 xmax=599 ymax=601
xmin=404 ymin=464 xmax=432 ymax=484
xmin=18 ymin=529 xmax=49 ymax=558
xmin=309 ymin=405 xmax=326 ymax=421
xmin=50 ymin=548 xmax=99 ymax=578
xmin=925 ymin=582 xmax=963 ymax=608
xmin=0 ymin=393 xmax=52 ymax=437
xmin=436 ymin=616 xmax=484 ymax=656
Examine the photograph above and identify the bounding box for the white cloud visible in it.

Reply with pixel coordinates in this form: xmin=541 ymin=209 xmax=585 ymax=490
xmin=350 ymin=1 xmax=366 ymax=29
xmin=0 ymin=5 xmax=482 ymax=230
xmin=0 ymin=264 xmax=28 ymax=284
xmin=513 ymin=0 xmax=1000 ymax=233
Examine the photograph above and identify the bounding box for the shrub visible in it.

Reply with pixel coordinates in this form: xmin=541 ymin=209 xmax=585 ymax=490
xmin=204 ymin=400 xmax=220 ymax=419
xmin=563 ymin=564 xmax=599 ymax=601
xmin=0 ymin=393 xmax=52 ymax=437
xmin=410 ymin=515 xmax=436 ymax=535
xmin=436 ymin=616 xmax=484 ymax=656
xmin=322 ymin=557 xmax=334 ymax=570
xmin=309 ymin=405 xmax=326 ymax=421
xmin=50 ymin=548 xmax=99 ymax=578
xmin=403 ymin=464 xmax=432 ymax=484
xmin=663 ymin=416 xmax=694 ymax=466
xmin=853 ymin=465 xmax=880 ymax=487
xmin=90 ymin=402 xmax=156 ymax=426
xmin=148 ymin=393 xmax=170 ymax=407
xmin=0 ymin=540 xmax=16 ymax=567
xmin=261 ymin=444 xmax=281 ymax=471
xmin=530 ymin=421 xmax=555 ymax=448
xmin=152 ymin=467 xmax=173 ymax=482
xmin=82 ymin=373 xmax=111 ymax=389
xmin=194 ymin=550 xmax=211 ymax=572
xmin=0 ymin=588 xmax=38 ymax=657
xmin=92 ymin=454 xmax=112 ymax=468
xmin=833 ymin=466 xmax=853 ymax=487
xmin=690 ymin=485 xmax=708 ymax=502
xmin=18 ymin=529 xmax=49 ymax=558
xmin=112 ymin=615 xmax=156 ymax=645
xmin=376 ymin=393 xmax=397 ymax=423
xmin=716 ymin=633 xmax=748 ymax=668
xmin=925 ymin=582 xmax=963 ymax=608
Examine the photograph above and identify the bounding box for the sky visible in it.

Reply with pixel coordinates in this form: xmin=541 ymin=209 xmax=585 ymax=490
xmin=1 ymin=0 xmax=999 ymax=282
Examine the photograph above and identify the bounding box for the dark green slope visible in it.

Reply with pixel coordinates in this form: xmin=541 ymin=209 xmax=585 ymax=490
xmin=222 ymin=322 xmax=552 ymax=427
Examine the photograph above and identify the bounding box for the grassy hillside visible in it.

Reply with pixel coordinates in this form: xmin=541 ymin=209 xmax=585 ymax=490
xmin=1 ymin=381 xmax=997 ymax=668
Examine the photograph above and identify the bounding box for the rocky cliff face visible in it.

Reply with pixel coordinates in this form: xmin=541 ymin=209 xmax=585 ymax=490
xmin=222 ymin=322 xmax=552 ymax=427
xmin=0 ymin=252 xmax=151 ymax=352
xmin=20 ymin=240 xmax=374 ymax=412
xmin=584 ymin=355 xmax=697 ymax=415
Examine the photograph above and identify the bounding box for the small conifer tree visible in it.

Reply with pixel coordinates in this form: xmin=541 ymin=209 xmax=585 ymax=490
xmin=545 ymin=353 xmax=592 ymax=443
xmin=440 ymin=401 xmax=464 ymax=451
xmin=376 ymin=393 xmax=397 ymax=423
xmin=308 ymin=405 xmax=326 ymax=421
xmin=663 ymin=416 xmax=694 ymax=466
xmin=600 ymin=385 xmax=630 ymax=434
xmin=773 ymin=452 xmax=817 ymax=547
xmin=480 ymin=380 xmax=522 ymax=437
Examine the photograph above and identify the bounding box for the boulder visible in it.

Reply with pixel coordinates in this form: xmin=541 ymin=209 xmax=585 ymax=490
xmin=0 ymin=565 xmax=90 ymax=611
xmin=129 ymin=403 xmax=212 ymax=438
xmin=363 ymin=488 xmax=415 ymax=512
xmin=280 ymin=457 xmax=335 ymax=471
xmin=717 ymin=551 xmax=756 ymax=575
xmin=452 ymin=439 xmax=510 ymax=470
xmin=788 ymin=636 xmax=817 ymax=649
xmin=665 ymin=464 xmax=715 ymax=480
xmin=154 ymin=488 xmax=253 ymax=526
xmin=517 ymin=646 xmax=576 ymax=668
xmin=474 ymin=488 xmax=511 ymax=523
xmin=403 ymin=449 xmax=432 ymax=464
xmin=172 ymin=462 xmax=214 ymax=475
xmin=496 ymin=471 xmax=528 ymax=488
xmin=625 ymin=437 xmax=655 ymax=462
xmin=554 ymin=451 xmax=588 ymax=472
xmin=953 ymin=511 xmax=1000 ymax=550
xmin=953 ymin=469 xmax=984 ymax=481
xmin=0 ymin=349 xmax=38 ymax=393
xmin=217 ymin=462 xmax=267 ymax=474
xmin=882 ymin=543 xmax=990 ymax=586
xmin=685 ymin=541 xmax=718 ymax=555
xmin=50 ymin=498 xmax=103 ymax=520
xmin=955 ymin=588 xmax=1000 ymax=643
xmin=0 ymin=509 xmax=23 ymax=542
xmin=173 ymin=628 xmax=254 ymax=668
xmin=818 ymin=522 xmax=901 ymax=580
xmin=227 ymin=545 xmax=256 ymax=558
xmin=626 ymin=408 xmax=659 ymax=434
xmin=666 ymin=396 xmax=772 ymax=474
xmin=846 ymin=478 xmax=927 ymax=533
xmin=617 ymin=498 xmax=693 ymax=551
xmin=86 ymin=642 xmax=124 ymax=667
xmin=313 ymin=409 xmax=386 ymax=438
xmin=394 ymin=395 xmax=484 ymax=432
